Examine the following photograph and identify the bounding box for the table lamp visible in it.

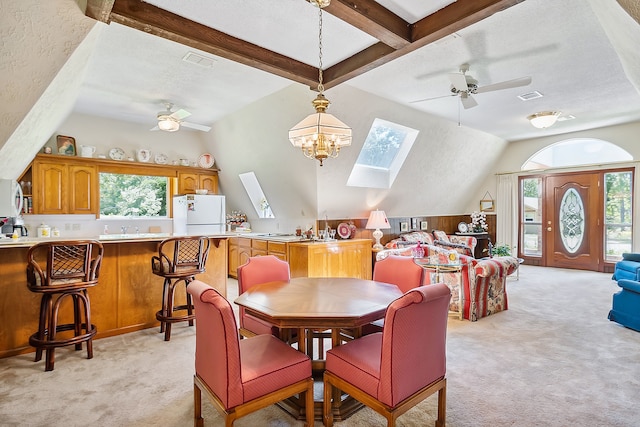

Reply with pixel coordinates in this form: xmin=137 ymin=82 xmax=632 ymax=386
xmin=366 ymin=209 xmax=390 ymax=251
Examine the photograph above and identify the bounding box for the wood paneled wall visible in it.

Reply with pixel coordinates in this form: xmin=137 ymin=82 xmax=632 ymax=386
xmin=318 ymin=214 xmax=496 ymax=246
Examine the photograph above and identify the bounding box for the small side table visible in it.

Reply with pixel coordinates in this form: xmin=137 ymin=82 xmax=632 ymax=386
xmin=413 ymin=258 xmax=463 ymax=320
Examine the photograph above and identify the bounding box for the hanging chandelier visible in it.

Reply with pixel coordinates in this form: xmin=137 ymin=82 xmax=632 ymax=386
xmin=288 ymin=0 xmax=352 ymax=166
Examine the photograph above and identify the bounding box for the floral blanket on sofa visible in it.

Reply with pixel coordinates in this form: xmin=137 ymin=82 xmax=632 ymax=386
xmin=376 ymin=242 xmax=519 ymax=321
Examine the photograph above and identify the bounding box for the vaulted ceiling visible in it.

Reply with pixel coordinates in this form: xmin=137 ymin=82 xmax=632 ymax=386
xmin=79 ymin=0 xmax=640 ymax=141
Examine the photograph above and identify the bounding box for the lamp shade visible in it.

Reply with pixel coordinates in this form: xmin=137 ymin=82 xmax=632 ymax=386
xmin=366 ymin=210 xmax=390 ymax=230
xmin=527 ymin=111 xmax=560 ymax=129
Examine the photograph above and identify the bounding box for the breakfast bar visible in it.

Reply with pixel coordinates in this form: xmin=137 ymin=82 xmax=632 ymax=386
xmin=0 ymin=234 xmax=228 ymax=358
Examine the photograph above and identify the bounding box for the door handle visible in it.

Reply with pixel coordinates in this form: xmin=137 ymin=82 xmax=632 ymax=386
xmin=547 ymin=227 xmax=552 ymax=232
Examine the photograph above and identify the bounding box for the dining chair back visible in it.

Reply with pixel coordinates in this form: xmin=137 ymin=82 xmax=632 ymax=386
xmin=187 ymin=280 xmax=314 ymax=427
xmin=324 ymin=283 xmax=451 ymax=427
xmin=361 ymin=255 xmax=425 ymax=335
xmin=236 ymin=255 xmax=290 ymax=338
xmin=26 ymin=240 xmax=104 ymax=371
xmin=373 ymin=254 xmax=425 ymax=293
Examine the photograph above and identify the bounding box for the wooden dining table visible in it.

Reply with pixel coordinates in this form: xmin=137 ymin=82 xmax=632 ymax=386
xmin=234 ymin=276 xmax=402 ymax=421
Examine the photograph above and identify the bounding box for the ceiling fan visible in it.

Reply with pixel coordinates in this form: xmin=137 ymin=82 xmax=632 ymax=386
xmin=151 ymin=103 xmax=211 ymax=132
xmin=411 ymin=63 xmax=532 ymax=109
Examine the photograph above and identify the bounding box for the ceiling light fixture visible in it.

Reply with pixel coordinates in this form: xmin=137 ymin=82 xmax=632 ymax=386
xmin=288 ymin=0 xmax=351 ymax=166
xmin=158 ymin=117 xmax=180 ymax=132
xmin=527 ymin=111 xmax=561 ymax=129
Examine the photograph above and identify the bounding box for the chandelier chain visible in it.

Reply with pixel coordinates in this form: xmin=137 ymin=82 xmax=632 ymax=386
xmin=317 ymin=5 xmax=324 ymax=93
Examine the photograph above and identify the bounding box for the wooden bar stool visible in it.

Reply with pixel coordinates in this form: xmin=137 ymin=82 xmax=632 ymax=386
xmin=26 ymin=240 xmax=104 ymax=372
xmin=151 ymin=236 xmax=210 ymax=341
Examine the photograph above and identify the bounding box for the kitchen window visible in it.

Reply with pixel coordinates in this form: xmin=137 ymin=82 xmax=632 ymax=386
xmin=99 ymin=173 xmax=168 ymax=218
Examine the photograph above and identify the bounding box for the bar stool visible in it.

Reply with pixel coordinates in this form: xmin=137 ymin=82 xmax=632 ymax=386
xmin=26 ymin=240 xmax=104 ymax=372
xmin=151 ymin=236 xmax=210 ymax=341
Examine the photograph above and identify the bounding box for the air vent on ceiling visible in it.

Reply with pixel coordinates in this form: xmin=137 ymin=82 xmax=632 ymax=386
xmin=182 ymin=52 xmax=216 ymax=68
xmin=518 ymin=91 xmax=543 ymax=101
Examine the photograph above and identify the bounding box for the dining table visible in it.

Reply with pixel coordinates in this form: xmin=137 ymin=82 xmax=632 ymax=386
xmin=234 ymin=276 xmax=402 ymax=422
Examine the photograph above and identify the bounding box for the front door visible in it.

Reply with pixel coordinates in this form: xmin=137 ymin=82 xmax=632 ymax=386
xmin=544 ymin=173 xmax=602 ymax=270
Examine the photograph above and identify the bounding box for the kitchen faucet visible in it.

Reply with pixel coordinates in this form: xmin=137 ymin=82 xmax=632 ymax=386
xmin=121 ymin=226 xmax=129 ymax=235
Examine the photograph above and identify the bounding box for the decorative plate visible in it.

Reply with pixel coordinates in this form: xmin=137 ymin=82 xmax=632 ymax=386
xmin=136 ymin=149 xmax=151 ymax=162
xmin=337 ymin=222 xmax=351 ymax=239
xmin=109 ymin=147 xmax=125 ymax=161
xmin=198 ymin=153 xmax=215 ymax=169
xmin=457 ymin=222 xmax=469 ymax=233
xmin=154 ymin=153 xmax=168 ymax=164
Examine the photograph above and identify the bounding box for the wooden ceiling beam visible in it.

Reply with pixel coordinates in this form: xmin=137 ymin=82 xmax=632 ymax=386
xmin=321 ymin=0 xmax=524 ymax=88
xmin=323 ymin=0 xmax=411 ymax=49
xmin=88 ymin=0 xmax=523 ymax=91
xmin=108 ymin=0 xmax=319 ymax=88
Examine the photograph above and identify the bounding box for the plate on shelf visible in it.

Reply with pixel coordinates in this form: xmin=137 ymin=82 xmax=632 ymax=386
xmin=198 ymin=153 xmax=215 ymax=168
xmin=109 ymin=147 xmax=125 ymax=161
xmin=136 ymin=149 xmax=151 ymax=162
xmin=337 ymin=222 xmax=351 ymax=239
xmin=154 ymin=153 xmax=168 ymax=164
xmin=457 ymin=222 xmax=469 ymax=233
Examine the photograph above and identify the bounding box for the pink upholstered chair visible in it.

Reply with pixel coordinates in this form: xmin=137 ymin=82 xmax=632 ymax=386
xmin=236 ymin=255 xmax=290 ymax=338
xmin=324 ymin=283 xmax=451 ymax=427
xmin=187 ymin=280 xmax=314 ymax=427
xmin=362 ymin=255 xmax=425 ymax=335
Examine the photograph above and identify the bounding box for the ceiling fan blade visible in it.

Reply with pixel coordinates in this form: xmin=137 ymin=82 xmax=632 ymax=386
xmin=181 ymin=121 xmax=212 ymax=132
xmin=150 ymin=125 xmax=160 ymax=131
xmin=460 ymin=93 xmax=478 ymax=109
xmin=410 ymin=94 xmax=456 ymax=103
xmin=449 ymin=72 xmax=468 ymax=92
xmin=170 ymin=108 xmax=191 ymax=120
xmin=476 ymin=76 xmax=532 ymax=94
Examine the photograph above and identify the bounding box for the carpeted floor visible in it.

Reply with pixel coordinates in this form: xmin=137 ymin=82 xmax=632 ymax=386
xmin=1 ymin=265 xmax=639 ymax=426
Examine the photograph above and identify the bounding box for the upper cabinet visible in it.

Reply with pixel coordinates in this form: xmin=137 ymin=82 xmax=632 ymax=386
xmin=177 ymin=171 xmax=219 ymax=194
xmin=21 ymin=154 xmax=219 ymax=215
xmin=32 ymin=160 xmax=98 ymax=214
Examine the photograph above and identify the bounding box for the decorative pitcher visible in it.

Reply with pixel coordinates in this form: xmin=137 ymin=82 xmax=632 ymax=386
xmin=80 ymin=145 xmax=96 ymax=158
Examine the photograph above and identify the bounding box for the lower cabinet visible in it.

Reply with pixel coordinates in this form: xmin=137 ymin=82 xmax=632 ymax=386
xmin=228 ymin=237 xmax=372 ymax=280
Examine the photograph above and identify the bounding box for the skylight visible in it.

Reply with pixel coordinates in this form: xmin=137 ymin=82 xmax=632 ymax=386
xmin=347 ymin=118 xmax=418 ymax=189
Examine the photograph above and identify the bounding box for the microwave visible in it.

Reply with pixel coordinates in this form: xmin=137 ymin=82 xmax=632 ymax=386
xmin=0 ymin=179 xmax=24 ymax=217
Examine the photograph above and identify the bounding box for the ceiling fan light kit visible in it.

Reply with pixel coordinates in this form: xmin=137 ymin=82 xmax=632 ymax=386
xmin=152 ymin=102 xmax=211 ymax=132
xmin=527 ymin=111 xmax=561 ymax=128
xmin=157 ymin=116 xmax=180 ymax=132
xmin=288 ymin=0 xmax=351 ymax=166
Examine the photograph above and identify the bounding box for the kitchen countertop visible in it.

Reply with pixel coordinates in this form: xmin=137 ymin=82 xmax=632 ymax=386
xmin=0 ymin=232 xmax=327 ymax=248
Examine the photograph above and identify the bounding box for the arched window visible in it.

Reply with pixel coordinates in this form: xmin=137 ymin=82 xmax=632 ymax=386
xmin=522 ymin=138 xmax=632 ymax=171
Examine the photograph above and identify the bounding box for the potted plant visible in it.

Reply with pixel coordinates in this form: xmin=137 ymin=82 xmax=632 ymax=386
xmin=490 ymin=243 xmax=512 ymax=257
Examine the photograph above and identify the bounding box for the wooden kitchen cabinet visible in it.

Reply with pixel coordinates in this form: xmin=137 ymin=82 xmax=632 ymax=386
xmin=251 ymin=239 xmax=268 ymax=257
xmin=288 ymin=239 xmax=372 ymax=279
xmin=228 ymin=237 xmax=252 ymax=279
xmin=178 ymin=171 xmax=218 ymax=194
xmin=32 ymin=160 xmax=97 ymax=214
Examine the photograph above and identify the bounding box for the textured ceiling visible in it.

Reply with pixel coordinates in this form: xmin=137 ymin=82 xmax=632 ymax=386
xmin=75 ymin=0 xmax=640 ymax=141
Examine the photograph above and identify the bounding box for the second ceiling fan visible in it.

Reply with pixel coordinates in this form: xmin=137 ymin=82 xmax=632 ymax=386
xmin=412 ymin=63 xmax=532 ymax=109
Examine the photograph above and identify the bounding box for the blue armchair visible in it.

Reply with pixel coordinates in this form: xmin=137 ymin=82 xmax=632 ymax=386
xmin=612 ymin=253 xmax=640 ymax=281
xmin=608 ymin=279 xmax=640 ymax=332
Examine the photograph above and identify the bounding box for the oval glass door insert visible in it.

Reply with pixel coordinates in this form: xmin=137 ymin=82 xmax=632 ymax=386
xmin=559 ymin=188 xmax=585 ymax=253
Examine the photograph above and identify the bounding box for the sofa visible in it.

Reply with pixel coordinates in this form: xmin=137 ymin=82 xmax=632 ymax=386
xmin=385 ymin=230 xmax=478 ymax=258
xmin=377 ymin=232 xmax=519 ymax=321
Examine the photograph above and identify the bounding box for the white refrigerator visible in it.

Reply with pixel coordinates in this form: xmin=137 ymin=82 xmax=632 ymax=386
xmin=173 ymin=194 xmax=226 ymax=235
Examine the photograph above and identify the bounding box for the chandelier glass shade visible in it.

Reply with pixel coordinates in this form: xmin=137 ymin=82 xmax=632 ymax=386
xmin=527 ymin=111 xmax=560 ymax=129
xmin=288 ymin=0 xmax=351 ymax=166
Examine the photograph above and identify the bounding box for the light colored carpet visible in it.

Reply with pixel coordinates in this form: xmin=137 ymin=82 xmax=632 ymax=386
xmin=1 ymin=265 xmax=639 ymax=426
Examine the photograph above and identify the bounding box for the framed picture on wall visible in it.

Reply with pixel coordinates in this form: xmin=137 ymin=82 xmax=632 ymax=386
xmin=56 ymin=135 xmax=76 ymax=156
xmin=400 ymin=222 xmax=409 ymax=232
xmin=411 ymin=218 xmax=418 ymax=230
xmin=420 ymin=221 xmax=428 ymax=230
xmin=480 ymin=199 xmax=494 ymax=212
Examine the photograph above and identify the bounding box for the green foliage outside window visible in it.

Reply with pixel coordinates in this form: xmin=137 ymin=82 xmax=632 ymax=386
xmin=100 ymin=173 xmax=167 ymax=217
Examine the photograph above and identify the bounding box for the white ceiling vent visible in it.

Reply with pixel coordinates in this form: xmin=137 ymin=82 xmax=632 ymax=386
xmin=182 ymin=52 xmax=217 ymax=68
xmin=518 ymin=91 xmax=543 ymax=101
